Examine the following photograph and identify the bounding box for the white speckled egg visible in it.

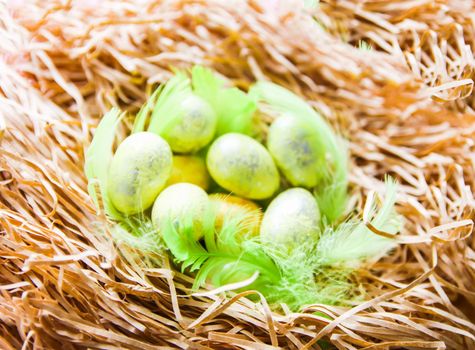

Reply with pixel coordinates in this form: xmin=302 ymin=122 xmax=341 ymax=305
xmin=151 ymin=183 xmax=209 ymax=240
xmin=161 ymin=94 xmax=217 ymax=153
xmin=108 ymin=132 xmax=172 ymax=215
xmin=267 ymin=115 xmax=324 ymax=188
xmin=206 ymin=133 xmax=280 ymax=200
xmin=260 ymin=188 xmax=321 ymax=250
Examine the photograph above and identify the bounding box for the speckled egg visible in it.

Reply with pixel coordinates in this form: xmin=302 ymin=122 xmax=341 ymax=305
xmin=209 ymin=193 xmax=262 ymax=238
xmin=267 ymin=115 xmax=324 ymax=188
xmin=162 ymin=94 xmax=217 ymax=153
xmin=151 ymin=183 xmax=209 ymax=240
xmin=206 ymin=133 xmax=280 ymax=200
xmin=260 ymin=188 xmax=321 ymax=250
xmin=108 ymin=132 xmax=172 ymax=215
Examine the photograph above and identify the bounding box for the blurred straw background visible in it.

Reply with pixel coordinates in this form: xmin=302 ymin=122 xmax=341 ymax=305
xmin=1 ymin=0 xmax=475 ymax=349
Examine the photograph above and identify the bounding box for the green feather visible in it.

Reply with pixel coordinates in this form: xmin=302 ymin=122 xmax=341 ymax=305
xmin=147 ymin=71 xmax=191 ymax=136
xmin=160 ymin=214 xmax=210 ymax=273
xmin=316 ymin=178 xmax=401 ymax=266
xmin=111 ymin=218 xmax=163 ymax=254
xmin=116 ymin=180 xmax=400 ymax=311
xmin=191 ymin=66 xmax=257 ymax=136
xmin=141 ymin=66 xmax=256 ymax=139
xmin=133 ymin=87 xmax=162 ymax=133
xmin=214 ymin=88 xmax=257 ymax=136
xmin=195 ymin=215 xmax=281 ymax=290
xmin=84 ymin=107 xmax=123 ymax=220
xmin=249 ymin=82 xmax=348 ymax=222
xmin=160 ymin=206 xmax=353 ymax=310
xmin=160 ymin=207 xmax=281 ymax=291
xmin=262 ymin=240 xmax=352 ymax=310
xmin=190 ymin=66 xmax=221 ymax=104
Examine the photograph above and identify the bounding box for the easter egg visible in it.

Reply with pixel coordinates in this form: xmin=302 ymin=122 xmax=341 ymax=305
xmin=108 ymin=132 xmax=172 ymax=215
xmin=260 ymin=188 xmax=321 ymax=251
xmin=267 ymin=115 xmax=324 ymax=188
xmin=166 ymin=155 xmax=210 ymax=191
xmin=206 ymin=133 xmax=280 ymax=200
xmin=151 ymin=183 xmax=209 ymax=240
xmin=162 ymin=94 xmax=217 ymax=153
xmin=209 ymin=193 xmax=262 ymax=238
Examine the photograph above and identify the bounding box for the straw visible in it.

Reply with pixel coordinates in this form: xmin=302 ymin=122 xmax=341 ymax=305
xmin=1 ymin=0 xmax=474 ymax=348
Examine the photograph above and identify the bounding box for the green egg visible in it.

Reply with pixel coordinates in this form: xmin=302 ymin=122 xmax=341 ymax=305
xmin=260 ymin=188 xmax=320 ymax=251
xmin=162 ymin=94 xmax=217 ymax=153
xmin=151 ymin=183 xmax=209 ymax=240
xmin=206 ymin=133 xmax=280 ymax=200
xmin=267 ymin=115 xmax=324 ymax=188
xmin=108 ymin=132 xmax=172 ymax=215
xmin=166 ymin=155 xmax=211 ymax=191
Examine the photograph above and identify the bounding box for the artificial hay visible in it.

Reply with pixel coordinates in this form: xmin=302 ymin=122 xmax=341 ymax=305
xmin=1 ymin=0 xmax=475 ymax=349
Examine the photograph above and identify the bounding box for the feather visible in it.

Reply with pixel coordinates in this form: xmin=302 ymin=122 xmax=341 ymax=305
xmin=190 ymin=66 xmax=222 ymax=104
xmin=147 ymin=71 xmax=191 ymax=136
xmin=133 ymin=87 xmax=162 ymax=133
xmin=259 ymin=180 xmax=401 ymax=309
xmin=161 ymin=206 xmax=353 ymax=310
xmin=161 ymin=216 xmax=209 ymax=272
xmin=192 ymin=66 xmax=257 ymax=136
xmin=159 ymin=207 xmax=281 ymax=291
xmin=260 ymin=238 xmax=352 ymax=309
xmin=84 ymin=107 xmax=123 ymax=220
xmin=316 ymin=178 xmax=401 ymax=266
xmin=141 ymin=66 xmax=256 ymax=139
xmin=249 ymin=82 xmax=348 ymax=222
xmin=111 ymin=218 xmax=163 ymax=253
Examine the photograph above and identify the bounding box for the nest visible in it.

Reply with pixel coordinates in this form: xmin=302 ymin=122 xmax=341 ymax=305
xmin=1 ymin=0 xmax=475 ymax=349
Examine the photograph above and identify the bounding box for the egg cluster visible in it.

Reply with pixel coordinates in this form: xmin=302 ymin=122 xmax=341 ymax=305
xmin=107 ymin=83 xmax=323 ymax=253
xmin=87 ymin=67 xmax=401 ymax=307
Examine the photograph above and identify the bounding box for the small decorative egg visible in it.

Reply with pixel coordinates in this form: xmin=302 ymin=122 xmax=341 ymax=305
xmin=206 ymin=133 xmax=280 ymax=200
xmin=260 ymin=188 xmax=321 ymax=251
xmin=108 ymin=132 xmax=172 ymax=215
xmin=209 ymin=193 xmax=262 ymax=238
xmin=267 ymin=115 xmax=324 ymax=188
xmin=166 ymin=155 xmax=210 ymax=191
xmin=161 ymin=94 xmax=217 ymax=153
xmin=151 ymin=183 xmax=209 ymax=240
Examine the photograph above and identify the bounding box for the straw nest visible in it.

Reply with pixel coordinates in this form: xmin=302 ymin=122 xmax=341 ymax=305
xmin=1 ymin=1 xmax=474 ymax=349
